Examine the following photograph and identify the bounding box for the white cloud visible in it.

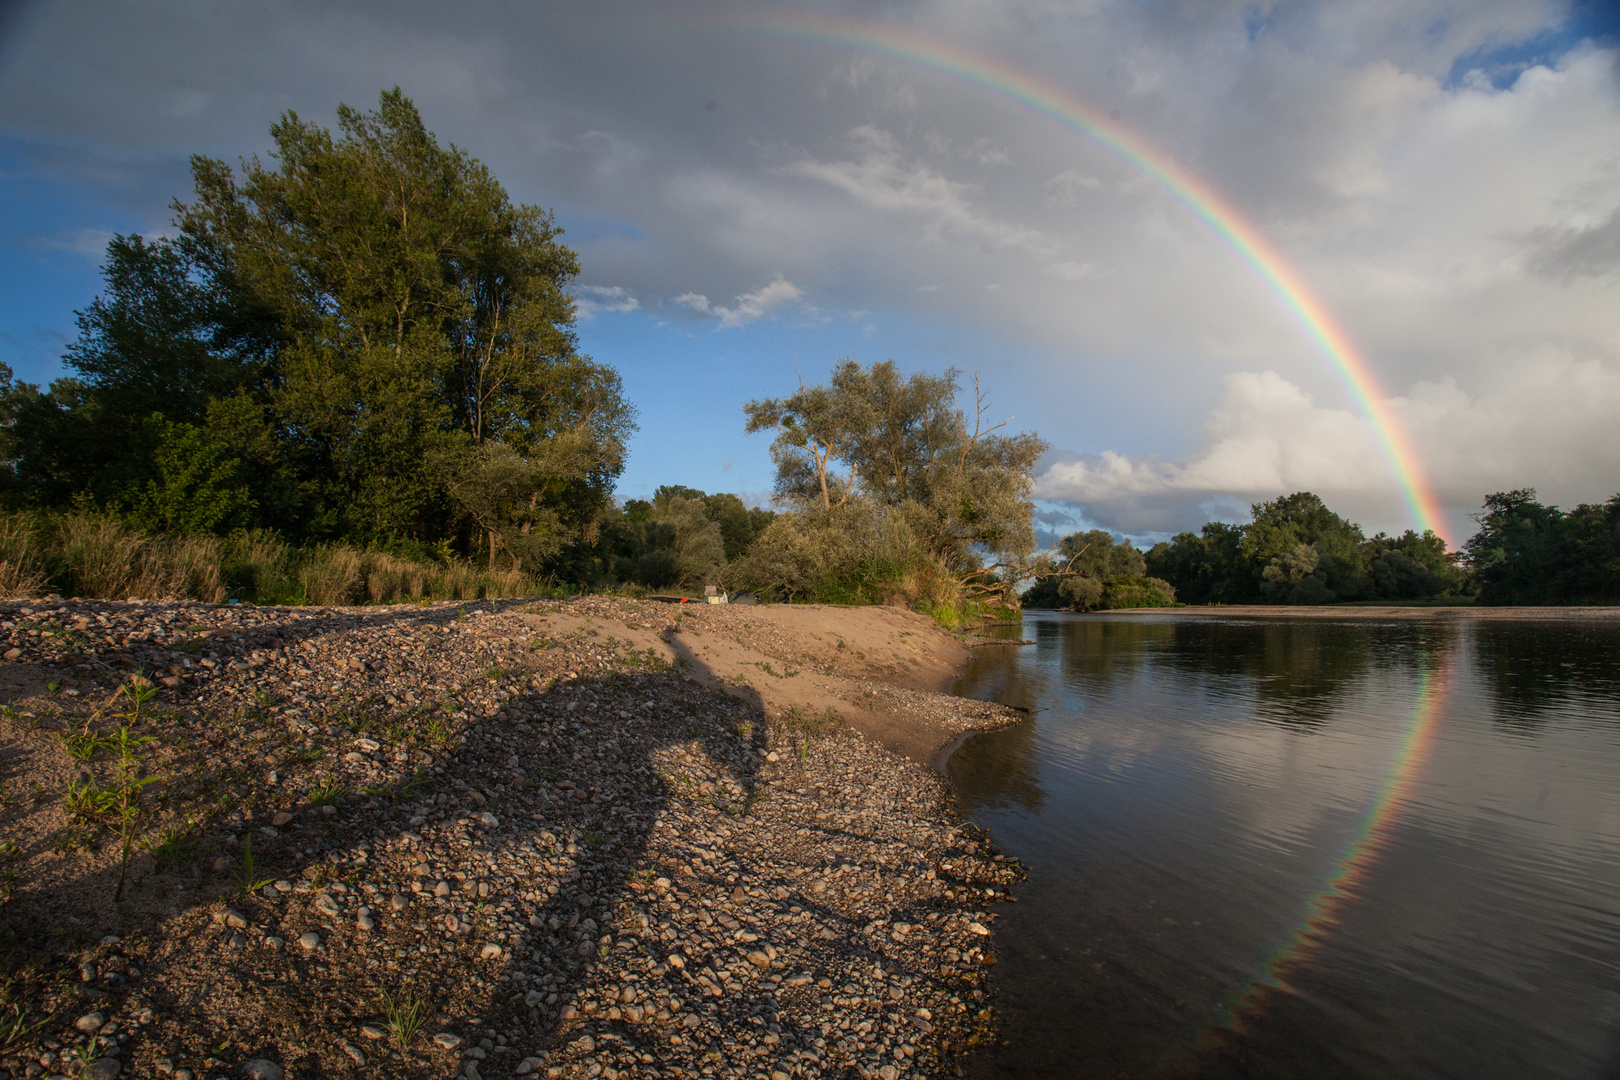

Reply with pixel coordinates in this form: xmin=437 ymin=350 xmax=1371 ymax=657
xmin=680 ymin=274 xmax=803 ymax=329
xmin=780 ymin=126 xmax=1061 ymax=259
xmin=572 ymin=284 xmax=639 ymax=320
xmin=1037 ymin=358 xmax=1620 ymax=538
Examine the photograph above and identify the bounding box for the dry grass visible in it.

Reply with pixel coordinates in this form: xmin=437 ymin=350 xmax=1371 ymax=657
xmin=0 ymin=511 xmax=549 ymax=605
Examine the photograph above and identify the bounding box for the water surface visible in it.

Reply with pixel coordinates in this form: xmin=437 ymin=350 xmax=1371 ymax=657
xmin=949 ymin=613 xmax=1620 ymax=1079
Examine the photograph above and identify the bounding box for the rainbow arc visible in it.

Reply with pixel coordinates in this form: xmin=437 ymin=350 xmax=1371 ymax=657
xmin=720 ymin=14 xmax=1450 ymax=543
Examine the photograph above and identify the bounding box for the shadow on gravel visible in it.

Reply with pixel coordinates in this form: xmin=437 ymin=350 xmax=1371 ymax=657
xmin=3 ymin=598 xmax=977 ymax=1080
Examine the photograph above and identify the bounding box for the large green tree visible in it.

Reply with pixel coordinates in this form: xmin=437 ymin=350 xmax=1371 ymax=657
xmin=9 ymin=89 xmax=633 ymax=572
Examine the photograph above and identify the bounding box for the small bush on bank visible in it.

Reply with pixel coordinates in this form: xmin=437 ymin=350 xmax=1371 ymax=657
xmin=0 ymin=510 xmax=552 ymax=605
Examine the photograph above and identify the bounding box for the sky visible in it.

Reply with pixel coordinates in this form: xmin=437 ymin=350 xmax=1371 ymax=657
xmin=1 ymin=0 xmax=1617 ymax=548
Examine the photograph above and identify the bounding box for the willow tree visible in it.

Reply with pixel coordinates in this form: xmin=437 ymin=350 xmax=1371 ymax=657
xmin=742 ymin=359 xmax=1047 ymax=603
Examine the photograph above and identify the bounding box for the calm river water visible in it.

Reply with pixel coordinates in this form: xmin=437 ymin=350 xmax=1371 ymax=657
xmin=948 ymin=613 xmax=1620 ymax=1080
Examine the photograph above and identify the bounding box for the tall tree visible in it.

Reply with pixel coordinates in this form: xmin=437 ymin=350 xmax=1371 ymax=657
xmin=174 ymin=88 xmax=633 ymax=551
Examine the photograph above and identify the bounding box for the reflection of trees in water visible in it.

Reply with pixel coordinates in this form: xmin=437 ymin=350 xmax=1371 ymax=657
xmin=1154 ymin=619 xmax=1450 ymax=728
xmin=1473 ymin=622 xmax=1620 ymax=731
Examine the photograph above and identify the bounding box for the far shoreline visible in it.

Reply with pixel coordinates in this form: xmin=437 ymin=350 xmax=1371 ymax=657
xmin=1033 ymin=604 xmax=1620 ymax=621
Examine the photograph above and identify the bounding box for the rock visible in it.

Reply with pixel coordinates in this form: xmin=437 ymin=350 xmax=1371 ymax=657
xmin=968 ymin=921 xmax=990 ymax=936
xmin=174 ymin=1070 xmax=195 ymax=1080
xmin=746 ymin=951 xmax=770 ymax=969
xmin=433 ymin=1033 xmax=462 ymax=1050
xmin=342 ymin=751 xmax=365 ymax=763
xmin=264 ymin=936 xmax=285 ymax=950
xmin=74 ymin=1012 xmax=105 ymax=1034
xmin=241 ymin=1061 xmax=284 ymax=1080
xmin=433 ymin=881 xmax=452 ymax=898
xmin=225 ymin=909 xmax=248 ymax=929
xmin=666 ymin=954 xmax=685 ymax=969
xmin=479 ymin=943 xmax=503 ymax=961
xmin=297 ymin=932 xmax=321 ymax=951
xmin=464 ymin=1062 xmax=482 ymax=1080
xmin=390 ymin=892 xmax=411 ymax=911
xmin=85 ymin=1059 xmax=120 ymax=1080
xmin=341 ymin=1043 xmax=365 ymax=1066
xmin=271 ymin=812 xmax=293 ymax=827
xmin=360 ymin=1024 xmax=387 ymax=1040
xmin=355 ymin=738 xmax=380 ymax=751
xmin=3 ymin=647 xmax=20 ymax=660
xmin=516 ymin=1058 xmax=543 ymax=1075
xmin=357 ymin=914 xmax=376 ymax=932
xmin=524 ymin=990 xmax=543 ymax=1007
xmin=477 ymin=812 xmax=499 ymax=828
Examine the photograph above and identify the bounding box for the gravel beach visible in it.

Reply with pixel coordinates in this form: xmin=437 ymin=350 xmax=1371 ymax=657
xmin=0 ymin=596 xmax=1022 ymax=1080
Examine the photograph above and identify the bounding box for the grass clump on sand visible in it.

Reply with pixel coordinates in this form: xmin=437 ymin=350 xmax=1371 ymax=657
xmin=0 ymin=509 xmax=549 ymax=605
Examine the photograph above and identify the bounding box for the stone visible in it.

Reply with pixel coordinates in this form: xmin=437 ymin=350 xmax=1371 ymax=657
xmin=746 ymin=951 xmax=771 ymax=969
xmin=264 ymin=936 xmax=285 ymax=950
xmin=434 ymin=881 xmax=452 ymax=898
xmin=479 ymin=943 xmax=504 ymax=961
xmin=968 ymin=921 xmax=990 ymax=936
xmin=477 ymin=812 xmax=499 ymax=828
xmin=341 ymin=1044 xmax=365 ymax=1066
xmin=666 ymin=954 xmax=685 ymax=969
xmin=241 ymin=1061 xmax=284 ymax=1080
xmin=271 ymin=812 xmax=293 ymax=827
xmin=390 ymin=893 xmax=411 ymax=911
xmin=3 ymin=648 xmax=21 ymax=660
xmin=297 ymin=932 xmax=320 ymax=951
xmin=463 ymin=1062 xmax=481 ymax=1080
xmin=85 ymin=1060 xmax=120 ymax=1080
xmin=174 ymin=1071 xmax=195 ymax=1080
xmin=355 ymin=738 xmax=380 ymax=751
xmin=432 ymin=1033 xmax=462 ymax=1050
xmin=516 ymin=1058 xmax=542 ymax=1075
xmin=357 ymin=914 xmax=376 ymax=932
xmin=224 ymin=909 xmax=248 ymax=929
xmin=74 ymin=1013 xmax=105 ymax=1034
xmin=360 ymin=1024 xmax=387 ymax=1041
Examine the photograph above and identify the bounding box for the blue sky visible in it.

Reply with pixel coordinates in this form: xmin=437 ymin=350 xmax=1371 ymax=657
xmin=2 ymin=0 xmax=1617 ymax=544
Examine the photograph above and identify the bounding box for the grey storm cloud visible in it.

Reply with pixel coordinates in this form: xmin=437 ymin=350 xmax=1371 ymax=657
xmin=1 ymin=0 xmax=1616 ymax=539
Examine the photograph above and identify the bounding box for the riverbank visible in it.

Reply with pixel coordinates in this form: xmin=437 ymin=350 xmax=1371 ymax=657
xmin=0 ymin=597 xmax=1020 ymax=1080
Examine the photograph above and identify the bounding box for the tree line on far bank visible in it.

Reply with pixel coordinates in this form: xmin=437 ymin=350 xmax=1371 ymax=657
xmin=1024 ymin=488 xmax=1620 ymax=610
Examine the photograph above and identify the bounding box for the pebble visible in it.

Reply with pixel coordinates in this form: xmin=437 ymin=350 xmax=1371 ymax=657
xmin=73 ymin=1013 xmax=104 ymax=1034
xmin=0 ymin=596 xmax=1020 ymax=1080
xmin=240 ymin=1061 xmax=284 ymax=1080
xmin=340 ymin=1044 xmax=365 ymax=1066
xmin=85 ymin=1059 xmax=121 ymax=1080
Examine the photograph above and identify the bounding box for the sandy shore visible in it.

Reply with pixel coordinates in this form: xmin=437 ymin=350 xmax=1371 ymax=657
xmin=0 ymin=597 xmax=1019 ymax=1080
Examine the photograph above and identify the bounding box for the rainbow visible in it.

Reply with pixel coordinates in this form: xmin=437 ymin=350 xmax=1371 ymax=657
xmin=715 ymin=14 xmax=1451 ymax=544
xmin=1224 ymin=650 xmax=1452 ymax=1025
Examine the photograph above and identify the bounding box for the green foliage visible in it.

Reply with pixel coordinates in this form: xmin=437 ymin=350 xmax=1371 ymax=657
xmin=1464 ymin=489 xmax=1620 ymax=604
xmin=3 ymin=89 xmax=633 ymax=581
xmin=596 ymin=486 xmax=776 ymax=591
xmin=1140 ymin=491 xmax=1468 ymax=605
xmin=1023 ymin=531 xmax=1173 ymax=610
xmin=739 ymin=360 xmax=1046 ymax=605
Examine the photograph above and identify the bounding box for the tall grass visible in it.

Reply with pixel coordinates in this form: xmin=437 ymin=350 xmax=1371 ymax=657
xmin=0 ymin=510 xmax=549 ymax=605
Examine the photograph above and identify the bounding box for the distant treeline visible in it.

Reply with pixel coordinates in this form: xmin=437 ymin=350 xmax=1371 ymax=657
xmin=1026 ymin=489 xmax=1620 ymax=609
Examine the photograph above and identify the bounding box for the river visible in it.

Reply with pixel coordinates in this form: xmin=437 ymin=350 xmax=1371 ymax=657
xmin=947 ymin=612 xmax=1620 ymax=1079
